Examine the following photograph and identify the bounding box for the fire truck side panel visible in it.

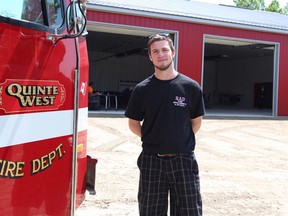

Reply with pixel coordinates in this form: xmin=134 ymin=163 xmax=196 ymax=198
xmin=0 ymin=0 xmax=89 ymax=214
xmin=76 ymin=28 xmax=90 ymax=208
xmin=0 ymin=136 xmax=72 ymax=215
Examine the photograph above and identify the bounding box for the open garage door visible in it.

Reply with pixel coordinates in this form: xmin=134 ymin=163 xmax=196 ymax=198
xmin=203 ymin=36 xmax=278 ymax=117
xmin=86 ymin=23 xmax=177 ymax=111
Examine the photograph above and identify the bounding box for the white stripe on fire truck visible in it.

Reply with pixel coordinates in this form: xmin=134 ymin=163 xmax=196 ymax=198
xmin=0 ymin=108 xmax=88 ymax=148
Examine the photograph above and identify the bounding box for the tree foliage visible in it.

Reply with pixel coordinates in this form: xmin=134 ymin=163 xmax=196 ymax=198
xmin=233 ymin=0 xmax=288 ymax=15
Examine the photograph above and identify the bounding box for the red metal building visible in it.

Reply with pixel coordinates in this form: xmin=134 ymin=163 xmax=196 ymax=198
xmin=86 ymin=0 xmax=288 ymax=117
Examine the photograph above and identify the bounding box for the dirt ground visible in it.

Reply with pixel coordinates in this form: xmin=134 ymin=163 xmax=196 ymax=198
xmin=76 ymin=114 xmax=288 ymax=216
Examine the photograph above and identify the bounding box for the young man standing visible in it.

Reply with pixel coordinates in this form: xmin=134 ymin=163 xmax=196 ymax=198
xmin=125 ymin=33 xmax=205 ymax=215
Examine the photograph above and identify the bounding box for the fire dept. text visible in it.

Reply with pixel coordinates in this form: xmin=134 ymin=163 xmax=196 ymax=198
xmin=0 ymin=144 xmax=65 ymax=178
xmin=0 ymin=160 xmax=25 ymax=178
xmin=31 ymin=143 xmax=65 ymax=175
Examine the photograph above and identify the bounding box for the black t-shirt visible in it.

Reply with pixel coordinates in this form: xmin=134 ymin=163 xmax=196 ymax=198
xmin=125 ymin=73 xmax=205 ymax=154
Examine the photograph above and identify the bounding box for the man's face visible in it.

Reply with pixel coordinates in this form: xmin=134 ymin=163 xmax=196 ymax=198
xmin=149 ymin=40 xmax=175 ymax=71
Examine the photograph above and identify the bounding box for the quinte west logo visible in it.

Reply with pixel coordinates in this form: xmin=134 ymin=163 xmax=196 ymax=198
xmin=0 ymin=79 xmax=66 ymax=113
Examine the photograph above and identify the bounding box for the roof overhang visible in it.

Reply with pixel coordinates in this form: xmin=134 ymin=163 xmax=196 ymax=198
xmin=87 ymin=3 xmax=288 ymax=35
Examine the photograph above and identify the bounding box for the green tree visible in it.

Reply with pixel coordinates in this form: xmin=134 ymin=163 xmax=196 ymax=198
xmin=233 ymin=0 xmax=266 ymax=10
xmin=266 ymin=0 xmax=283 ymax=13
xmin=233 ymin=0 xmax=288 ymax=15
xmin=282 ymin=3 xmax=288 ymax=14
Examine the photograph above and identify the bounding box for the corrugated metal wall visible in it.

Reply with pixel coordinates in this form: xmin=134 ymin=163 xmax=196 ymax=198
xmin=219 ymin=56 xmax=272 ymax=107
xmin=203 ymin=56 xmax=273 ymax=107
xmin=89 ymin=50 xmax=153 ymax=92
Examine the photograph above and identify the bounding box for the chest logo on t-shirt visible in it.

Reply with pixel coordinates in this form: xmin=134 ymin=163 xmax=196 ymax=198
xmin=173 ymin=96 xmax=187 ymax=107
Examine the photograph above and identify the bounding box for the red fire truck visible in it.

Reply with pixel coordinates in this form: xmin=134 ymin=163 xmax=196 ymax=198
xmin=0 ymin=0 xmax=91 ymax=215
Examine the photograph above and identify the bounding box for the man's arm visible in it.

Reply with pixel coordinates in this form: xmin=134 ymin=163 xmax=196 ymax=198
xmin=128 ymin=119 xmax=142 ymax=137
xmin=190 ymin=116 xmax=203 ymax=134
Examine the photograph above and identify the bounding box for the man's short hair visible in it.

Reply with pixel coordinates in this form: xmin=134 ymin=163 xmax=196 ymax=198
xmin=147 ymin=33 xmax=175 ymax=54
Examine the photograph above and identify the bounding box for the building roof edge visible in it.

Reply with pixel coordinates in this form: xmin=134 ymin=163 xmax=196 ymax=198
xmin=87 ymin=3 xmax=288 ymax=35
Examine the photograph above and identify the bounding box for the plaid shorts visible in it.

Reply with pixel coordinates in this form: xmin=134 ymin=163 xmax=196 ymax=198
xmin=137 ymin=152 xmax=202 ymax=216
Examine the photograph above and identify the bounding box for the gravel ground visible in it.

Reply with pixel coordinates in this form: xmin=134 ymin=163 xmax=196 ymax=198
xmin=76 ymin=115 xmax=288 ymax=216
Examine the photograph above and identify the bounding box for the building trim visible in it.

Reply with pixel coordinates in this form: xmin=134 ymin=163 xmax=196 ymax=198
xmin=87 ymin=4 xmax=288 ymax=35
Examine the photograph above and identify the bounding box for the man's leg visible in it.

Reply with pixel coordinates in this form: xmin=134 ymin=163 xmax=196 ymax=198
xmin=169 ymin=155 xmax=202 ymax=216
xmin=137 ymin=152 xmax=170 ymax=216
